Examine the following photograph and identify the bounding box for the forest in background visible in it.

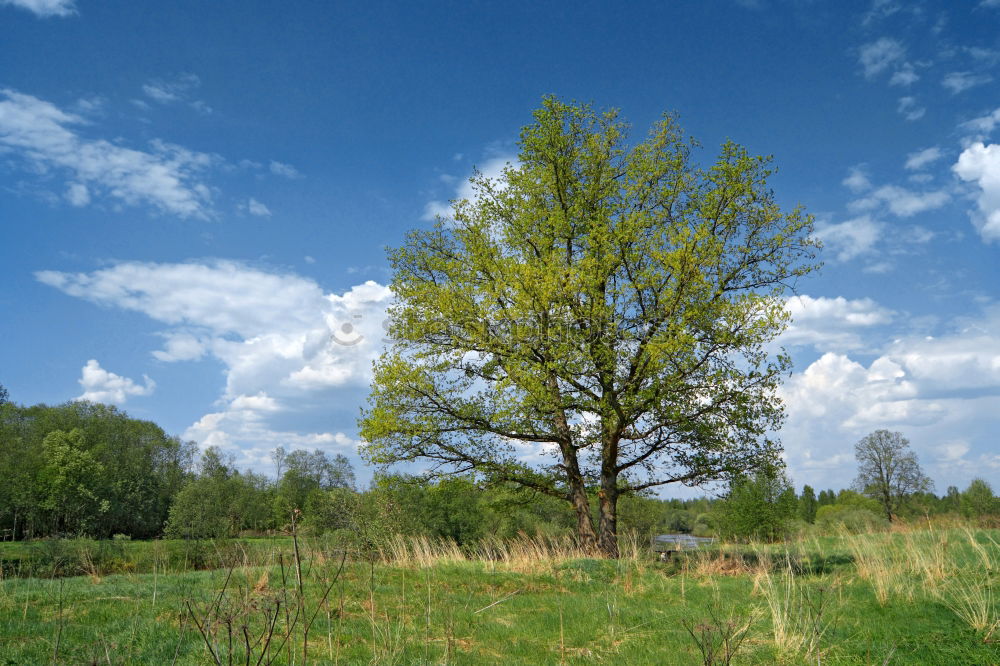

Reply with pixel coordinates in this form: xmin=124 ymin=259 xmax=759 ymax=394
xmin=1 ymin=384 xmax=997 ymax=548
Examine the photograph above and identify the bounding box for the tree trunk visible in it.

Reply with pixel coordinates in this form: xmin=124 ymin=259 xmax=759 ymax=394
xmin=597 ymin=474 xmax=619 ymax=558
xmin=569 ymin=479 xmax=598 ymax=553
xmin=547 ymin=373 xmax=599 ymax=553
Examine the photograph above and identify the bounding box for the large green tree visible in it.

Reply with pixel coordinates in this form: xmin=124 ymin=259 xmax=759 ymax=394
xmin=360 ymin=97 xmax=819 ymax=556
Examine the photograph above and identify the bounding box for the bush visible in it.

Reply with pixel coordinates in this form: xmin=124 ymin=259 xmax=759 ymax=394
xmin=815 ymin=506 xmax=888 ymax=533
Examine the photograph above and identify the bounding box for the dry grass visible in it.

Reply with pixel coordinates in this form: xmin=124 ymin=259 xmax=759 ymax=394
xmin=376 ymin=531 xmax=651 ymax=573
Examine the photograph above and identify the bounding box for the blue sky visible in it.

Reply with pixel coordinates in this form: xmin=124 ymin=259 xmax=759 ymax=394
xmin=2 ymin=0 xmax=999 ymax=493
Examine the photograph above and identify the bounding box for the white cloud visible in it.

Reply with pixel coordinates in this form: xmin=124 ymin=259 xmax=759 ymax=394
xmin=961 ymin=107 xmax=1000 ymax=137
xmin=904 ymin=147 xmax=943 ymax=171
xmin=65 ymin=182 xmax=90 ymax=206
xmin=423 ymin=155 xmax=514 ymax=221
xmin=889 ymin=64 xmax=919 ymax=87
xmin=0 ymin=0 xmax=74 ymax=17
xmin=942 ymin=71 xmax=993 ymax=95
xmin=0 ymin=89 xmax=215 ymax=217
xmin=781 ymin=295 xmax=894 ymax=352
xmin=141 ymin=74 xmax=211 ymax=114
xmin=152 ymin=331 xmax=207 ymax=362
xmin=849 ymin=184 xmax=950 ymax=217
xmin=143 ymin=74 xmax=198 ymax=103
xmin=183 ymin=401 xmax=359 ymax=469
xmin=953 ymin=141 xmax=1000 ymax=241
xmin=39 ymin=261 xmax=393 ymax=459
xmin=842 ymin=165 xmax=871 ymax=193
xmin=269 ymin=160 xmax=301 ymax=178
xmin=858 ymin=37 xmax=906 ymax=79
xmin=814 ymin=215 xmax=882 ymax=261
xmin=781 ymin=307 xmax=1000 ymax=489
xmin=897 ymin=96 xmax=925 ymax=121
xmin=247 ymin=198 xmax=271 ymax=217
xmin=75 ymin=359 xmax=155 ymax=405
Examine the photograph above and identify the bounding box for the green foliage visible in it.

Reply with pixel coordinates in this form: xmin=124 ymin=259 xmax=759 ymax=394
xmin=814 ymin=506 xmax=888 ymax=533
xmin=0 ymin=399 xmax=194 ymax=539
xmin=961 ymin=478 xmax=996 ymax=518
xmin=799 ymin=485 xmax=817 ymax=524
xmin=165 ymin=448 xmax=274 ymax=539
xmin=718 ymin=467 xmax=798 ymax=542
xmin=361 ymin=95 xmax=820 ymax=555
xmin=853 ymin=430 xmax=933 ymax=522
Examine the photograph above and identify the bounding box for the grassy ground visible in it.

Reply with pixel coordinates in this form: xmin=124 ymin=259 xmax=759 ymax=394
xmin=1 ymin=528 xmax=999 ymax=664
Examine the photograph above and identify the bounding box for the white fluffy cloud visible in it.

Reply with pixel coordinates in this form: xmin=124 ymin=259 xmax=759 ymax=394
xmin=0 ymin=89 xmax=215 ymax=217
xmin=813 ymin=215 xmax=882 ymax=261
xmin=781 ymin=307 xmax=1000 ymax=489
xmin=75 ymin=359 xmax=155 ymax=405
xmin=781 ymin=295 xmax=894 ymax=352
xmin=849 ymin=184 xmax=950 ymax=217
xmin=423 ymin=155 xmax=514 ymax=221
xmin=0 ymin=0 xmax=74 ymax=17
xmin=953 ymin=141 xmax=1000 ymax=241
xmin=40 ymin=261 xmax=392 ymax=459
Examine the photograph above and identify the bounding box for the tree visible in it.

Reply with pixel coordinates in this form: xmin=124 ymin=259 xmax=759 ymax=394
xmin=961 ymin=478 xmax=996 ymax=518
xmin=717 ymin=466 xmax=798 ymax=542
xmin=360 ymin=97 xmax=819 ymax=557
xmin=799 ymin=484 xmax=817 ymax=523
xmin=853 ymin=430 xmax=932 ymax=522
xmin=38 ymin=429 xmax=108 ymax=535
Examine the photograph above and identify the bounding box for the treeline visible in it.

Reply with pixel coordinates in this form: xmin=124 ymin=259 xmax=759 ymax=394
xmin=0 ymin=397 xmax=194 ymax=539
xmin=2 ymin=386 xmax=999 ymax=545
xmin=714 ymin=467 xmax=1000 ymax=543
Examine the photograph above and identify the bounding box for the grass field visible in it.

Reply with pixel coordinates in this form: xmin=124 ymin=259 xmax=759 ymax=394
xmin=1 ymin=527 xmax=999 ymax=664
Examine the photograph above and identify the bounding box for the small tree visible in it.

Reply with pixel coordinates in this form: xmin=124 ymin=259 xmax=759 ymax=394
xmin=799 ymin=484 xmax=817 ymax=523
xmin=852 ymin=430 xmax=932 ymax=522
xmin=961 ymin=478 xmax=996 ymax=518
xmin=717 ymin=466 xmax=797 ymax=542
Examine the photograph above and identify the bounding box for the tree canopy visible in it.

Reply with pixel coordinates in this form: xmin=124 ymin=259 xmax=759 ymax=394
xmin=360 ymin=96 xmax=819 ymax=556
xmin=853 ymin=429 xmax=933 ymax=522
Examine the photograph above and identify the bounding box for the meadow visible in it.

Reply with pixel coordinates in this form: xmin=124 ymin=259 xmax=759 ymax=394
xmin=1 ymin=525 xmax=999 ymax=664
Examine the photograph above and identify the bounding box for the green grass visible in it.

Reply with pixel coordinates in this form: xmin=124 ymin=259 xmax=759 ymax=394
xmin=1 ymin=529 xmax=999 ymax=664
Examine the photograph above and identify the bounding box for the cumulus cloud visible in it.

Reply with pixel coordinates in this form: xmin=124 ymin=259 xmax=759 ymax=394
xmin=0 ymin=0 xmax=75 ymax=17
xmin=813 ymin=216 xmax=882 ymax=261
xmin=781 ymin=307 xmax=1000 ymax=489
xmin=75 ymin=359 xmax=155 ymax=405
xmin=0 ymin=89 xmax=215 ymax=217
xmin=423 ymin=154 xmax=515 ymax=221
xmin=39 ymin=261 xmax=393 ymax=459
xmin=782 ymin=295 xmax=894 ymax=352
xmin=953 ymin=141 xmax=1000 ymax=241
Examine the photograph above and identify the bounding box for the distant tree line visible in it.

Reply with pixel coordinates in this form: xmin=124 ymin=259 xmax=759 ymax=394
xmin=1 ymin=386 xmax=997 ymax=545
